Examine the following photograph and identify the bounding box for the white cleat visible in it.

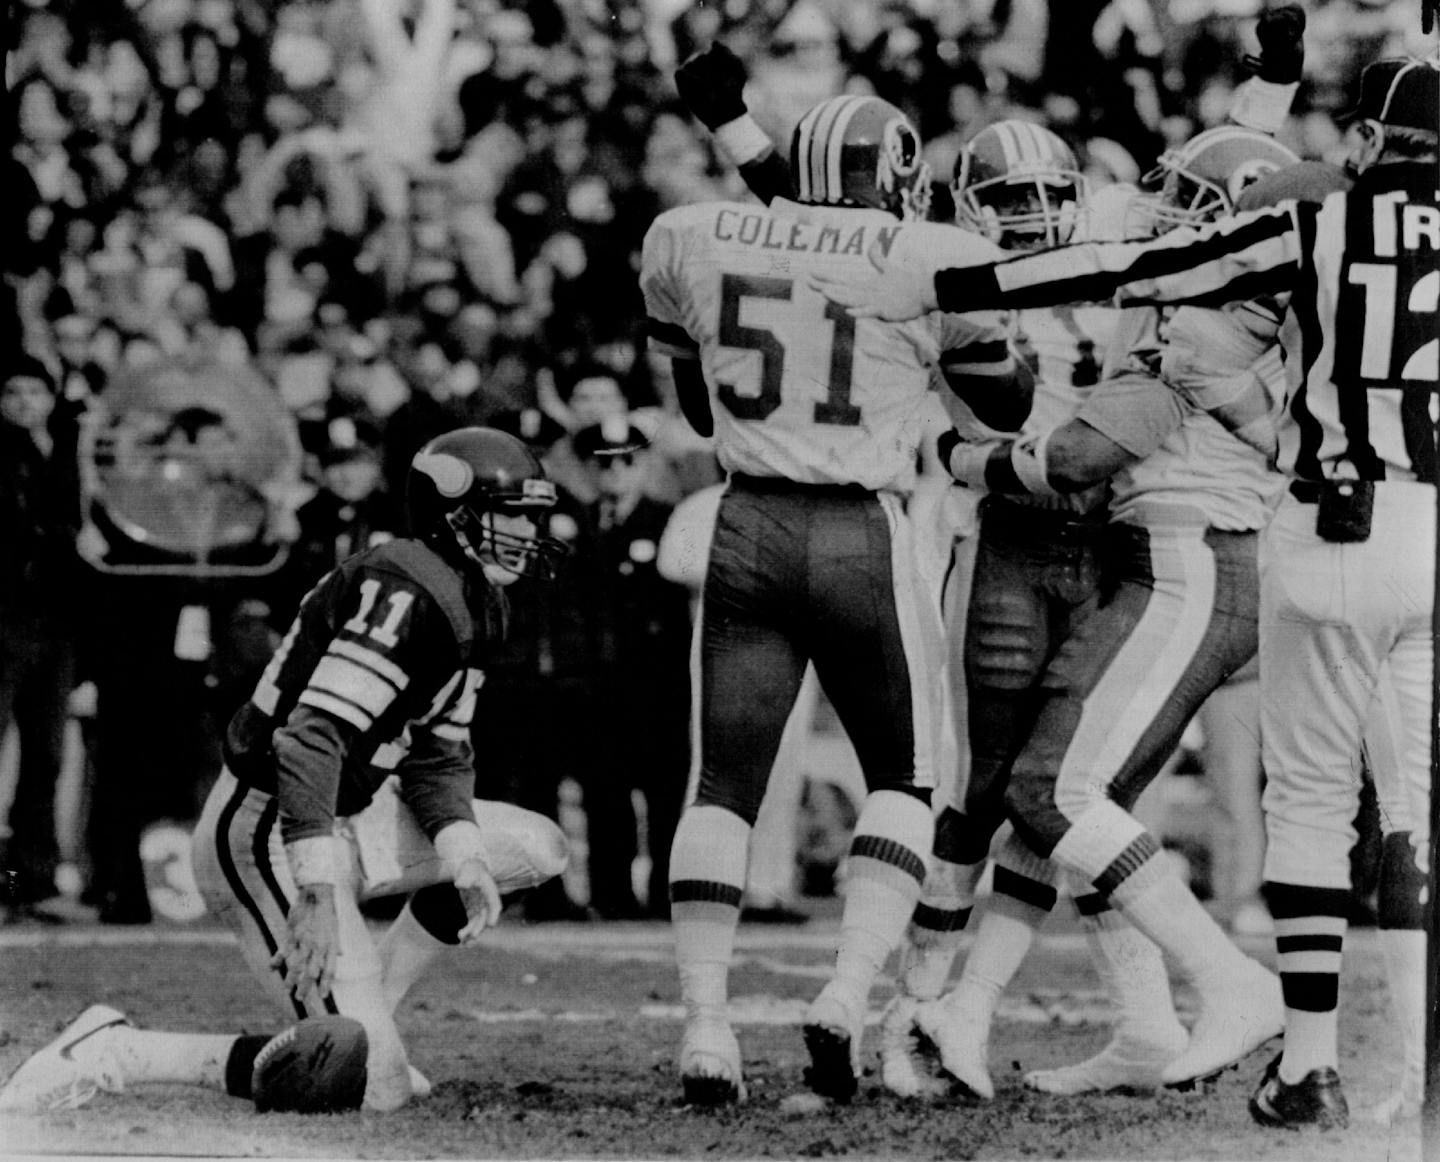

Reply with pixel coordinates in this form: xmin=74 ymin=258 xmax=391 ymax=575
xmin=0 ymin=1005 xmax=130 ymax=1112
xmin=1162 ymin=965 xmax=1284 ymax=1088
xmin=878 ymin=996 xmax=947 ymax=1100
xmin=801 ymin=984 xmax=864 ymax=1103
xmin=407 ymin=1065 xmax=432 ymax=1100
xmin=1024 ymin=1021 xmax=1189 ymax=1095
xmin=913 ymin=996 xmax=993 ymax=1100
xmin=679 ymin=1018 xmax=746 ymax=1106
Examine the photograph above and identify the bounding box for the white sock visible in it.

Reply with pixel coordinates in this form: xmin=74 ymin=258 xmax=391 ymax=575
xmin=1052 ymin=804 xmax=1251 ymax=994
xmin=104 ymin=1028 xmax=239 ymax=1090
xmin=380 ymin=901 xmax=452 ymax=1013
xmin=670 ymin=804 xmax=751 ymax=1023
xmin=831 ymin=791 xmax=932 ymax=1010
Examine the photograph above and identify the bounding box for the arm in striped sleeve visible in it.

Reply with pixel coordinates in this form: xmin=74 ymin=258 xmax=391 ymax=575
xmin=398 ymin=668 xmax=481 ymax=838
xmin=935 ymin=310 xmax=1035 ymax=433
xmin=933 ymin=203 xmax=1308 ymax=314
xmin=276 ymin=573 xmax=441 ymax=877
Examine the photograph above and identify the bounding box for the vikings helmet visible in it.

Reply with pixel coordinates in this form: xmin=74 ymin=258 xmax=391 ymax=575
xmin=1136 ymin=125 xmax=1300 ymax=233
xmin=953 ymin=120 xmax=1087 ymax=250
xmin=407 ymin=426 xmax=566 ymax=582
xmin=789 ymin=95 xmax=931 ymax=220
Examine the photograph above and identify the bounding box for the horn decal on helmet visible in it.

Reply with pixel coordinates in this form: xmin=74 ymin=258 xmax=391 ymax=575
xmin=412 ymin=451 xmax=474 ymax=499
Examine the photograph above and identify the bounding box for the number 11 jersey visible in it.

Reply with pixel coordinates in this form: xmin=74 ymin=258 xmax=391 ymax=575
xmin=642 ymin=198 xmax=1013 ymax=492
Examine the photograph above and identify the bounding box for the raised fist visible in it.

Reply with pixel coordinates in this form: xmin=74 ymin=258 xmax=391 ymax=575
xmin=1245 ymin=5 xmax=1306 ymax=85
xmin=675 ymin=42 xmax=749 ymax=131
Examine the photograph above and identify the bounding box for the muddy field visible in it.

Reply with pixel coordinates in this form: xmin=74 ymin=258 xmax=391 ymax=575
xmin=0 ymin=920 xmax=1424 ymax=1161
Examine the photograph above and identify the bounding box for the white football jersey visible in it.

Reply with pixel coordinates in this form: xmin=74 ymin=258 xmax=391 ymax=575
xmin=642 ymin=198 xmax=1014 ymax=492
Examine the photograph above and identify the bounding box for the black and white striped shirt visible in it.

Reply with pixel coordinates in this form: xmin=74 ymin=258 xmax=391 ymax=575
xmin=932 ymin=162 xmax=1438 ymax=484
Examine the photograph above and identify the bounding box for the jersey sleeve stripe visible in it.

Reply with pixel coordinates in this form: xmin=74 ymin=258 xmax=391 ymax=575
xmin=646 ymin=317 xmax=700 ymax=359
xmin=328 ymin=639 xmax=410 ymax=690
xmin=940 ymin=339 xmax=1012 ymax=368
xmin=431 ymin=722 xmax=470 ymax=743
xmin=297 ymin=688 xmax=374 ymax=730
xmin=420 ymin=670 xmax=467 ymax=723
xmin=310 ymin=656 xmax=399 ymax=716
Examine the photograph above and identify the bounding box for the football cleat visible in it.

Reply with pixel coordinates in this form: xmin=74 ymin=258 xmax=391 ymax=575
xmin=1248 ymin=1054 xmax=1349 ymax=1130
xmin=0 ymin=1004 xmax=129 ymax=1112
xmin=1023 ymin=1020 xmax=1188 ymax=1095
xmin=678 ymin=1017 xmax=746 ymax=1106
xmin=878 ymin=995 xmax=947 ymax=1099
xmin=801 ymin=984 xmax=864 ymax=1103
xmin=1161 ymin=964 xmax=1283 ymax=1088
xmin=913 ymin=991 xmax=994 ymax=1100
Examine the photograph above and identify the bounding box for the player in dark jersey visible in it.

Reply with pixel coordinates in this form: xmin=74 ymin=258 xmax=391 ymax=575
xmin=0 ymin=428 xmax=572 ymax=1114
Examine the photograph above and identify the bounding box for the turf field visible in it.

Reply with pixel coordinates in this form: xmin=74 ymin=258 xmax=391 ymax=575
xmin=0 ymin=918 xmax=1424 ymax=1161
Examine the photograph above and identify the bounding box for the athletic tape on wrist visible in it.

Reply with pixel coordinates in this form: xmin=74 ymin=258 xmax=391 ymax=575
xmin=1011 ymin=432 xmax=1062 ymax=499
xmin=286 ymin=836 xmax=342 ymax=887
xmin=714 ymin=116 xmax=772 ymax=167
xmin=1228 ymin=79 xmax=1299 ymax=136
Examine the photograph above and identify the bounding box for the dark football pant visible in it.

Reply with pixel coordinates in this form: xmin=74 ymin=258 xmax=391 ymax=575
xmin=944 ymin=497 xmax=1107 ymax=862
xmin=691 ymin=478 xmax=942 ymax=823
xmin=1008 ymin=520 xmax=1259 ymax=867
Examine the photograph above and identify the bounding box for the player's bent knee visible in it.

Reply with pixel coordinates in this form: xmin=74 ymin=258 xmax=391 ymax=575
xmin=470 ymin=801 xmax=570 ymax=889
xmin=1003 ymin=775 xmax=1066 ymax=856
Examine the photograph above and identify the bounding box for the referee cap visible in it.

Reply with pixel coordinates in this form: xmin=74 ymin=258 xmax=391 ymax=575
xmin=1344 ymin=57 xmax=1439 ymax=132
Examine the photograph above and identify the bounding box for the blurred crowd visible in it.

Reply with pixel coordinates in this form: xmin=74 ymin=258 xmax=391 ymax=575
xmin=1 ymin=0 xmax=1427 ymax=925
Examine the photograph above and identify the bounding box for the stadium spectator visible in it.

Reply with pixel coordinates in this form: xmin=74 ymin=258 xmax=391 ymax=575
xmin=0 ymin=355 xmax=83 ymax=920
xmin=564 ymin=418 xmax=691 ymax=919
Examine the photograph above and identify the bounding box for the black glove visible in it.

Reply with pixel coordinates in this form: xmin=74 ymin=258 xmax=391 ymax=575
xmin=675 ymin=42 xmax=749 ymax=131
xmin=1244 ymin=5 xmax=1306 ymax=84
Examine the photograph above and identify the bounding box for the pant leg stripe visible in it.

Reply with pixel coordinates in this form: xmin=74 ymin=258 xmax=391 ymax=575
xmin=879 ymin=491 xmax=939 ymax=790
xmin=253 ymin=796 xmax=339 ymax=1016
xmin=1057 ymin=529 xmax=1215 ymax=808
xmin=214 ymin=782 xmax=306 ymax=1020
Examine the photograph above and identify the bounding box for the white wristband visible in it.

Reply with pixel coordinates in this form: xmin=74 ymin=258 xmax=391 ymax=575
xmin=946 ymin=441 xmax=994 ymax=490
xmin=1011 ymin=432 xmax=1062 ymax=499
xmin=434 ymin=820 xmax=489 ymax=877
xmin=285 ymin=836 xmax=343 ymax=887
xmin=1228 ymin=78 xmax=1299 ymax=136
xmin=714 ymin=115 xmax=772 ymax=167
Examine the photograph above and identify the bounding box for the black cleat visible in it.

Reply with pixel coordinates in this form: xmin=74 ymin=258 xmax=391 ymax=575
xmin=681 ymin=1074 xmax=742 ymax=1107
xmin=1248 ymin=1054 xmax=1349 ymax=1130
xmin=802 ymin=1024 xmax=858 ymax=1104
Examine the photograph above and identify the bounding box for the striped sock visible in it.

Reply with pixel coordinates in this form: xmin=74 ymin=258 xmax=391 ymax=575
xmin=1265 ymin=882 xmax=1349 ymax=1081
xmin=951 ymin=833 xmax=1058 ymax=1018
xmin=1054 ymin=800 xmax=1250 ymax=991
xmin=831 ymin=791 xmax=932 ymax=1009
xmin=669 ymin=804 xmax=751 ymax=1022
xmin=380 ymin=896 xmax=454 ymax=1013
xmin=901 ymin=807 xmax=989 ymax=999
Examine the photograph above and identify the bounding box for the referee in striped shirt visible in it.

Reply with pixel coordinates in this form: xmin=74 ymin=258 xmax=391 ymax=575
xmin=815 ymin=56 xmax=1438 ymax=1130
